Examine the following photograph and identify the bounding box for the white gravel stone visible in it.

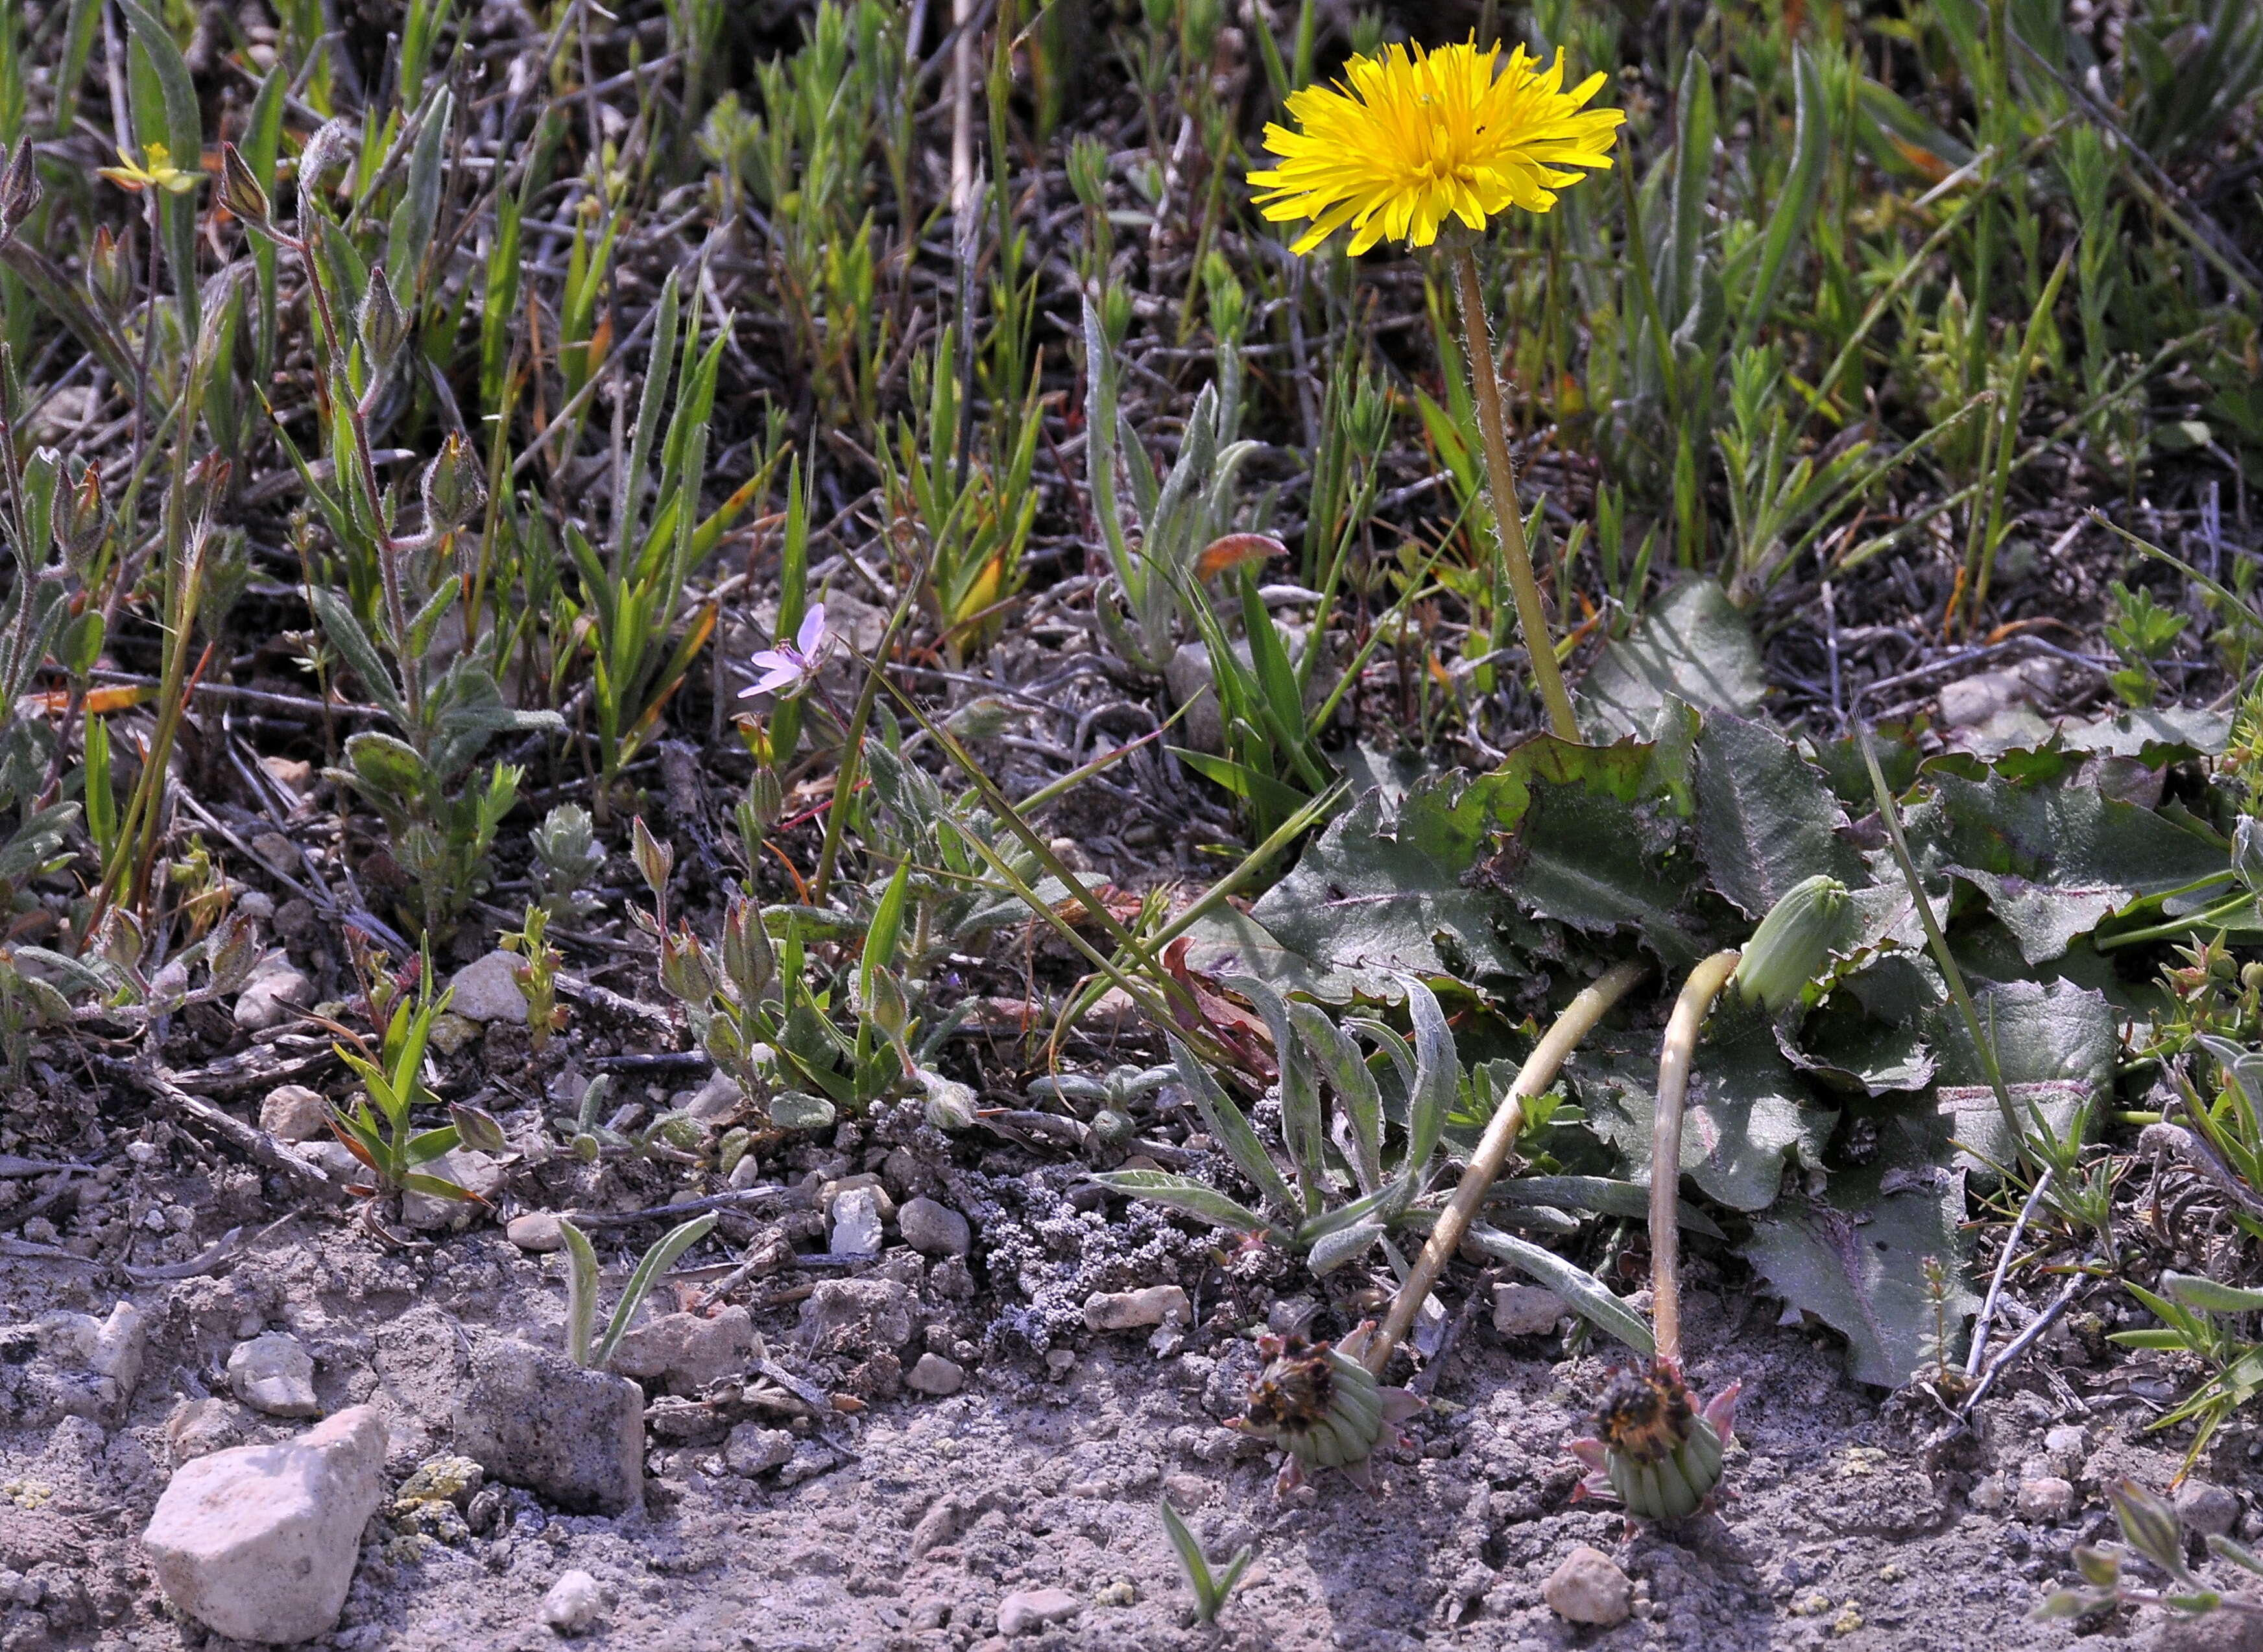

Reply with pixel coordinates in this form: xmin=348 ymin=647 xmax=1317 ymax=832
xmin=997 ymin=1586 xmax=1081 ymax=1636
xmin=506 ymin=1212 xmax=565 ymax=1252
xmin=446 ymin=950 xmax=531 ymax=1024
xmin=1491 ymin=1283 xmax=1567 ymax=1337
xmin=143 ymin=1405 xmax=387 ymax=1645
xmin=1083 ymin=1285 xmax=1189 ymax=1332
xmin=258 ymin=1084 xmax=330 ymax=1143
xmin=227 ymin=1332 xmax=319 ymax=1418
xmin=400 ymin=1148 xmax=504 ymax=1231
xmin=234 ymin=958 xmax=313 ymax=1032
xmin=723 ymin=1424 xmax=795 ymax=1476
xmin=1543 ymin=1546 xmax=1632 ymax=1626
xmin=541 ymin=1570 xmax=604 ymax=1636
xmin=829 ymin=1186 xmax=884 ymax=1256
xmin=898 ymin=1197 xmax=971 ymax=1258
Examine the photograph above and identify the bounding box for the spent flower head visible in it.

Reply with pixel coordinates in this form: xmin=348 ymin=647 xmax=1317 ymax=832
xmin=1250 ymin=39 xmax=1623 ymax=257
xmin=741 ymin=604 xmax=832 ymax=700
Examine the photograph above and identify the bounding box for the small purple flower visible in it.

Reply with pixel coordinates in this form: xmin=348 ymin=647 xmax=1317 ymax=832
xmin=741 ymin=604 xmax=830 ymax=699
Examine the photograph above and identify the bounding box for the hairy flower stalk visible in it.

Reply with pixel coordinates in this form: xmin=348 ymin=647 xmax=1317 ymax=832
xmin=1249 ymin=41 xmax=1622 ymax=739
xmin=1231 ymin=1328 xmax=1421 ymax=1494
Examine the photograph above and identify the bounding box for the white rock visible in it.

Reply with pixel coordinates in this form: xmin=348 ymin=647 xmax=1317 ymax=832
xmin=2017 ymin=1476 xmax=2077 ymax=1522
xmin=400 ymin=1148 xmax=503 ymax=1231
xmin=1083 ymin=1285 xmax=1190 ymax=1332
xmin=898 ymin=1196 xmax=971 ymax=1258
xmin=542 ymin=1570 xmax=604 ymax=1636
xmin=228 ymin=1333 xmax=319 ymax=1418
xmin=446 ymin=950 xmax=530 ymax=1024
xmin=1543 ymin=1546 xmax=1632 ymax=1626
xmin=91 ymin=1300 xmax=143 ymax=1400
xmin=830 ymin=1186 xmax=883 ymax=1256
xmin=2042 ymin=1422 xmax=2087 ymax=1474
xmin=606 ymin=1307 xmax=758 ymax=1393
xmin=258 ymin=1084 xmax=330 ymax=1143
xmin=820 ymin=1173 xmax=896 ymax=1223
xmin=905 ymin=1354 xmax=964 ymax=1396
xmin=723 ymin=1424 xmax=795 ymax=1477
xmin=997 ymin=1586 xmax=1081 ymax=1636
xmin=686 ymin=1070 xmax=744 ymax=1122
xmin=234 ymin=957 xmax=313 ymax=1033
xmin=507 ymin=1212 xmax=565 ymax=1252
xmin=143 ymin=1405 xmax=387 ymax=1646
xmin=1492 ymin=1283 xmax=1567 ymax=1337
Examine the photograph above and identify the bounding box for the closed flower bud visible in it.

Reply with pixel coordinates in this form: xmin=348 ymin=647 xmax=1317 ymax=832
xmin=218 ymin=143 xmax=272 ymax=233
xmin=86 ymin=226 xmax=133 ymax=322
xmin=449 ymin=1102 xmax=508 ymax=1155
xmin=944 ymin=696 xmax=1017 ymax=741
xmin=745 ymin=767 xmax=784 ymax=829
xmin=421 ymin=431 xmax=485 ymax=533
xmin=0 ymin=141 xmax=43 ymax=242
xmin=865 ymin=965 xmax=910 ymax=1042
xmin=631 ymin=816 xmax=674 ymax=904
xmin=1570 ymin=1359 xmax=1740 ymax=1522
xmin=657 ymin=924 xmax=718 ymax=1008
xmin=921 ymin=1071 xmax=977 ymax=1131
xmin=296 ymin=119 xmax=354 ymax=201
xmin=55 ymin=461 xmax=106 ymax=569
xmin=1231 ymin=1329 xmax=1422 ymax=1492
xmin=357 ymin=268 xmax=408 ymax=379
xmin=721 ymin=896 xmax=774 ymax=1003
xmin=1729 ymin=874 xmax=1849 ymax=1012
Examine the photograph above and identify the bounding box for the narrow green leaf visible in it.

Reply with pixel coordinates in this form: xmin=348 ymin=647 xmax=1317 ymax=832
xmin=1466 ymin=1223 xmax=1655 ymax=1354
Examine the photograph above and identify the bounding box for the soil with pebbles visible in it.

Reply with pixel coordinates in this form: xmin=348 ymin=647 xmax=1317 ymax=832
xmin=4 ymin=1101 xmax=2260 ymax=1652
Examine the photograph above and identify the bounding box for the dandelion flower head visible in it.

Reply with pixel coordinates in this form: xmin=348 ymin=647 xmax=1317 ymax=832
xmin=1249 ymin=40 xmax=1624 ymax=257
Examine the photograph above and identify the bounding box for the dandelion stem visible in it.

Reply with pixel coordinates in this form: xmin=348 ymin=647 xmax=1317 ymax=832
xmin=1653 ymin=950 xmax=1740 ymax=1367
xmin=1367 ymin=959 xmax=1646 ymax=1375
xmin=1450 ymin=243 xmax=1579 ymax=741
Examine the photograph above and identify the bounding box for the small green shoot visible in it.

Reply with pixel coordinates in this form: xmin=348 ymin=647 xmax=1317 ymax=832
xmin=558 ymin=1212 xmax=720 ymax=1371
xmin=1159 ymin=1499 xmax=1253 ymax=1626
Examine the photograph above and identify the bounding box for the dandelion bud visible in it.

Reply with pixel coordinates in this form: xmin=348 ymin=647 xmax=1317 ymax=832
xmin=720 ymin=896 xmax=774 ymax=1003
xmin=357 ymin=268 xmax=408 ymax=379
xmin=0 ymin=141 xmax=43 ymax=243
xmin=1232 ymin=1330 xmax=1422 ymax=1492
xmin=55 ymin=461 xmax=107 ymax=569
xmin=745 ymin=767 xmax=784 ymax=829
xmin=421 ymin=431 xmax=485 ymax=533
xmin=449 ymin=1102 xmax=508 ymax=1155
xmin=1570 ymin=1359 xmax=1740 ymax=1522
xmin=86 ymin=226 xmax=133 ymax=322
xmin=218 ymin=143 xmax=272 ymax=234
xmin=1729 ymin=874 xmax=1849 ymax=1012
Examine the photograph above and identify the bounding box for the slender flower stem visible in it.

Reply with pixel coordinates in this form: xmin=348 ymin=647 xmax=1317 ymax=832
xmin=1652 ymin=949 xmax=1740 ymax=1367
xmin=1450 ymin=242 xmax=1579 ymax=741
xmin=1367 ymin=959 xmax=1647 ymax=1375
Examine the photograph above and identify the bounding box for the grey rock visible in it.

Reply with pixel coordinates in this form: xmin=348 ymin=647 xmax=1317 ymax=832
xmin=606 ymin=1306 xmax=757 ymax=1393
xmin=2017 ymin=1476 xmax=2077 ymax=1522
xmin=1083 ymin=1286 xmax=1189 ymax=1332
xmin=723 ymin=1424 xmax=795 ymax=1477
xmin=897 ymin=1197 xmax=971 ymax=1258
xmin=542 ymin=1570 xmax=604 ymax=1636
xmin=1543 ymin=1546 xmax=1631 ymax=1627
xmin=6 ymin=1302 xmax=145 ymax=1421
xmin=234 ymin=957 xmax=313 ymax=1033
xmin=2175 ymin=1479 xmax=2242 ymax=1538
xmin=258 ymin=1084 xmax=330 ymax=1143
xmin=446 ymin=950 xmax=530 ymax=1024
xmin=686 ymin=1070 xmax=745 ymax=1122
xmin=228 ymin=1332 xmax=320 ymax=1418
xmin=1491 ymin=1283 xmax=1566 ymax=1337
xmin=142 ymin=1405 xmax=387 ymax=1646
xmin=165 ymin=1397 xmax=245 ymax=1463
xmin=453 ymin=1338 xmax=643 ymax=1514
xmin=998 ymin=1587 xmax=1081 ymax=1637
xmin=905 ymin=1354 xmax=964 ymax=1396
xmin=506 ymin=1212 xmax=565 ymax=1252
xmin=400 ymin=1148 xmax=504 ymax=1231
xmin=798 ymin=1278 xmax=918 ymax=1357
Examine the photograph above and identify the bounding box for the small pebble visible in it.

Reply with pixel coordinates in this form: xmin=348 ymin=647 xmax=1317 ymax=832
xmin=1543 ymin=1546 xmax=1631 ymax=1627
xmin=507 ymin=1213 xmax=565 ymax=1253
xmin=542 ymin=1570 xmax=603 ymax=1636
xmin=997 ymin=1586 xmax=1080 ymax=1637
xmin=2016 ymin=1476 xmax=2076 ymax=1522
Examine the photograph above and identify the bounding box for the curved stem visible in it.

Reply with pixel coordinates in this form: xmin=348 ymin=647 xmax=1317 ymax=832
xmin=1450 ymin=242 xmax=1579 ymax=741
xmin=1652 ymin=950 xmax=1741 ymax=1367
xmin=1366 ymin=959 xmax=1647 ymax=1376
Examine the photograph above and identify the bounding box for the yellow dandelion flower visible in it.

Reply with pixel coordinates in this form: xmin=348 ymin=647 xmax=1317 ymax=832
xmin=1250 ymin=40 xmax=1625 ymax=257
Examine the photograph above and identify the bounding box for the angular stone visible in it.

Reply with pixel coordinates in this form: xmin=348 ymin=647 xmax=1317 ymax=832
xmin=829 ymin=1186 xmax=883 ymax=1256
xmin=606 ymin=1306 xmax=757 ymax=1394
xmin=235 ymin=958 xmax=313 ymax=1033
xmin=400 ymin=1148 xmax=504 ymax=1232
xmin=1083 ymin=1285 xmax=1190 ymax=1332
xmin=446 ymin=950 xmax=530 ymax=1024
xmin=453 ymin=1338 xmax=643 ymax=1514
xmin=998 ymin=1586 xmax=1081 ymax=1636
xmin=507 ymin=1212 xmax=566 ymax=1252
xmin=898 ymin=1197 xmax=971 ymax=1258
xmin=228 ymin=1333 xmax=319 ymax=1418
xmin=2175 ymin=1479 xmax=2242 ymax=1538
xmin=165 ymin=1397 xmax=245 ymax=1463
xmin=143 ymin=1405 xmax=387 ymax=1646
xmin=723 ymin=1424 xmax=795 ymax=1477
xmin=258 ymin=1084 xmax=330 ymax=1143
xmin=1491 ymin=1283 xmax=1566 ymax=1337
xmin=905 ymin=1354 xmax=964 ymax=1396
xmin=798 ymin=1279 xmax=918 ymax=1357
xmin=1543 ymin=1546 xmax=1631 ymax=1627
xmin=542 ymin=1569 xmax=603 ymax=1636
xmin=6 ymin=1301 xmax=145 ymax=1421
